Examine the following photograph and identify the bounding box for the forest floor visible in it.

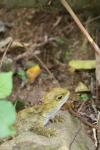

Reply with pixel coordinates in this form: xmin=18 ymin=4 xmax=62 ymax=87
xmin=0 ymin=8 xmax=99 ymax=148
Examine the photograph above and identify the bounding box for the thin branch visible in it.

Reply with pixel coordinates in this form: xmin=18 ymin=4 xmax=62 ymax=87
xmin=14 ymin=38 xmax=60 ymax=86
xmin=69 ymin=108 xmax=99 ymax=130
xmin=60 ymin=0 xmax=100 ymax=56
xmin=0 ymin=39 xmax=13 ymax=70
xmin=14 ymin=37 xmax=55 ymax=61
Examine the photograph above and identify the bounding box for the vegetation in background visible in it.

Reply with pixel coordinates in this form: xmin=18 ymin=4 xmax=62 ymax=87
xmin=0 ymin=72 xmax=16 ymax=138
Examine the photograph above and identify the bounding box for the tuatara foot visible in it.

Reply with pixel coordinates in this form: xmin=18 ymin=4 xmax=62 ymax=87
xmin=30 ymin=125 xmax=56 ymax=137
xmin=51 ymin=115 xmax=64 ymax=124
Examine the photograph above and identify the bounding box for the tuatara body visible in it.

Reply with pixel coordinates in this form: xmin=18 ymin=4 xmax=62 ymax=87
xmin=16 ymin=87 xmax=70 ymax=137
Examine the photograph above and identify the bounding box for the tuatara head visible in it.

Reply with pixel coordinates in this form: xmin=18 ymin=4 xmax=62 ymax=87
xmin=17 ymin=87 xmax=70 ymax=127
xmin=42 ymin=87 xmax=70 ymax=125
xmin=43 ymin=87 xmax=70 ymax=103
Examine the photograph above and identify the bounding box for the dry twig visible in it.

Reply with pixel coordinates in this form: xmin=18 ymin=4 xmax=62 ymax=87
xmin=14 ymin=37 xmax=55 ymax=61
xmin=69 ymin=108 xmax=99 ymax=130
xmin=60 ymin=0 xmax=100 ymax=55
xmin=0 ymin=39 xmax=13 ymax=70
xmin=14 ymin=37 xmax=60 ymax=86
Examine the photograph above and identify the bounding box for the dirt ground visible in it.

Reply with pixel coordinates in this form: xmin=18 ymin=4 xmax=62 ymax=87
xmin=0 ymin=8 xmax=99 ymax=147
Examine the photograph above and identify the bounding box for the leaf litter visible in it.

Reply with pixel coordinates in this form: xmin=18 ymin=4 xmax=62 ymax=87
xmin=0 ymin=8 xmax=99 ymax=148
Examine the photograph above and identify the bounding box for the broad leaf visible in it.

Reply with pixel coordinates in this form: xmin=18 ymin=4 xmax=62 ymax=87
xmin=0 ymin=100 xmax=16 ymax=138
xmin=0 ymin=124 xmax=16 ymax=138
xmin=17 ymin=69 xmax=27 ymax=81
xmin=69 ymin=60 xmax=96 ymax=72
xmin=75 ymin=82 xmax=89 ymax=92
xmin=0 ymin=72 xmax=13 ymax=99
xmin=79 ymin=93 xmax=90 ymax=101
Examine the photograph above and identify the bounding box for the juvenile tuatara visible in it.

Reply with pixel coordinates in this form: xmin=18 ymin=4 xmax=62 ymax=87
xmin=16 ymin=87 xmax=70 ymax=137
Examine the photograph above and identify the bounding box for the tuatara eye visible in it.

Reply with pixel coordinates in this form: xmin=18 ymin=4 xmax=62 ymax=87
xmin=56 ymin=95 xmax=63 ymax=101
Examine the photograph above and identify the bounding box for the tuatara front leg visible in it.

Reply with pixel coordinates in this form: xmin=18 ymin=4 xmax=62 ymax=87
xmin=30 ymin=115 xmax=64 ymax=137
xmin=50 ymin=115 xmax=64 ymax=124
xmin=30 ymin=123 xmax=56 ymax=137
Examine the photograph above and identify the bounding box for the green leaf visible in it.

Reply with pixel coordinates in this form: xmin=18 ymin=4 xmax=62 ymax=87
xmin=69 ymin=60 xmax=96 ymax=72
xmin=17 ymin=69 xmax=27 ymax=81
xmin=0 ymin=72 xmax=13 ymax=99
xmin=0 ymin=100 xmax=16 ymax=138
xmin=0 ymin=124 xmax=16 ymax=138
xmin=79 ymin=93 xmax=89 ymax=101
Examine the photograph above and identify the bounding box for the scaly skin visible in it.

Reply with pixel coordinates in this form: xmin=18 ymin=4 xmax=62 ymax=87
xmin=16 ymin=88 xmax=70 ymax=136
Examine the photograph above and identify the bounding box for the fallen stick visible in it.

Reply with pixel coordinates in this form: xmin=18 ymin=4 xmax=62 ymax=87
xmin=69 ymin=108 xmax=99 ymax=130
xmin=60 ymin=0 xmax=100 ymax=56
